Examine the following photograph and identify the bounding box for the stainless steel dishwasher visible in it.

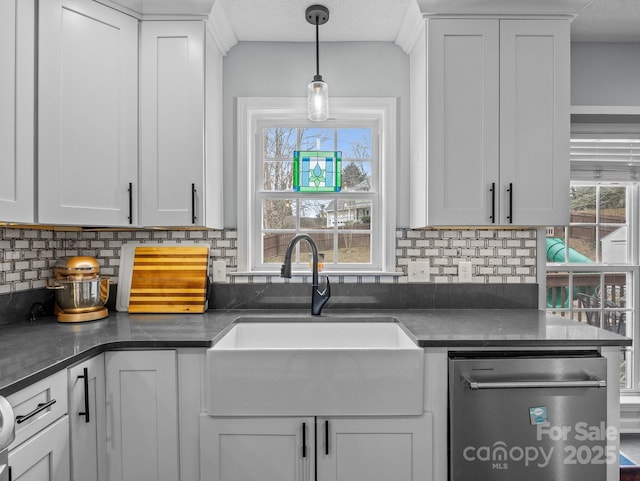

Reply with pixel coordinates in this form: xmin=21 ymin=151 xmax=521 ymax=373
xmin=449 ymin=351 xmax=609 ymax=481
xmin=0 ymin=396 xmax=15 ymax=481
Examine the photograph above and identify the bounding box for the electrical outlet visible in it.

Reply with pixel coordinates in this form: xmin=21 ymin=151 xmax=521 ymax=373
xmin=212 ymin=260 xmax=227 ymax=283
xmin=458 ymin=261 xmax=473 ymax=283
xmin=407 ymin=260 xmax=430 ymax=283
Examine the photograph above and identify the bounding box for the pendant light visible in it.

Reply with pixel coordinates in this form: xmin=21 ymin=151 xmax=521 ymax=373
xmin=306 ymin=5 xmax=329 ymax=122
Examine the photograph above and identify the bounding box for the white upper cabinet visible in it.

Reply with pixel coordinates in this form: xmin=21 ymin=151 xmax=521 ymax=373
xmin=410 ymin=17 xmax=570 ymax=227
xmin=0 ymin=0 xmax=35 ymax=223
xmin=139 ymin=21 xmax=206 ymax=227
xmin=38 ymin=0 xmax=138 ymax=226
xmin=499 ymin=20 xmax=570 ymax=226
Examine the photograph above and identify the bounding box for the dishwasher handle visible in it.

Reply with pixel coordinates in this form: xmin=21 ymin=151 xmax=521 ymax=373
xmin=464 ymin=377 xmax=607 ymax=390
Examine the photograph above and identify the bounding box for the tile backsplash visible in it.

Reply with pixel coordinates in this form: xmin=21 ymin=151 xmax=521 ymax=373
xmin=0 ymin=227 xmax=537 ymax=293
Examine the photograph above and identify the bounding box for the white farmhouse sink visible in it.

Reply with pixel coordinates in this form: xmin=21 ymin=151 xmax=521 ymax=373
xmin=206 ymin=318 xmax=424 ymax=416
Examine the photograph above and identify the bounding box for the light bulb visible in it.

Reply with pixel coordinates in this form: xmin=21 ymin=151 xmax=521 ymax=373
xmin=308 ymin=80 xmax=328 ymax=121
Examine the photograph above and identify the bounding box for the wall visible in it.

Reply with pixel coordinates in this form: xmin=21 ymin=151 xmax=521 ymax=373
xmin=571 ymin=42 xmax=640 ymax=106
xmin=222 ymin=41 xmax=412 ymax=227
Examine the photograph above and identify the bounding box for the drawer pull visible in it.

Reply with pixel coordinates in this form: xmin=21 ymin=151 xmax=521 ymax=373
xmin=15 ymin=399 xmax=56 ymax=424
xmin=78 ymin=367 xmax=90 ymax=423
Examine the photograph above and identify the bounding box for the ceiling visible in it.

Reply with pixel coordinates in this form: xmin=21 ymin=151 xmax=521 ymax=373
xmin=218 ymin=0 xmax=640 ymax=43
xmin=571 ymin=0 xmax=640 ymax=42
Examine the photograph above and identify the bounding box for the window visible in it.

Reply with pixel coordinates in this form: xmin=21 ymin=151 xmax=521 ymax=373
xmin=236 ymin=98 xmax=396 ymax=274
xmin=546 ymin=123 xmax=640 ymax=391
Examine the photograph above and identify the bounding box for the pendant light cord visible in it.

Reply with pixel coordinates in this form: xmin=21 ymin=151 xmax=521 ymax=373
xmin=315 ymin=17 xmax=321 ymax=80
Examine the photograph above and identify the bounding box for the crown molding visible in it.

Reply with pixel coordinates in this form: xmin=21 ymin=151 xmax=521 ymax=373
xmin=206 ymin=0 xmax=237 ymax=55
xmin=416 ymin=0 xmax=593 ymax=17
xmin=395 ymin=1 xmax=424 ymax=54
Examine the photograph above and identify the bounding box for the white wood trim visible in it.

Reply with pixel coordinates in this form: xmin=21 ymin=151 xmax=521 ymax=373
xmin=204 ymin=22 xmax=225 ymax=228
xmin=571 ymin=106 xmax=640 ymax=116
xmin=236 ymin=97 xmax=397 ymax=274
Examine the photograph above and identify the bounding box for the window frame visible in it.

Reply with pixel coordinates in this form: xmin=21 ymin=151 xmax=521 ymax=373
xmin=236 ymin=97 xmax=397 ymax=275
xmin=546 ymin=171 xmax=640 ymax=393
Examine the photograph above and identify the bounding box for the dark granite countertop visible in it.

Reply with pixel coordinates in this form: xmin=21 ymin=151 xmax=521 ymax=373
xmin=0 ymin=308 xmax=630 ymax=396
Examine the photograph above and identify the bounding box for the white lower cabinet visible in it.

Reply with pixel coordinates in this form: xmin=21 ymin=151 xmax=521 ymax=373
xmin=8 ymin=416 xmax=70 ymax=481
xmin=317 ymin=416 xmax=432 ymax=481
xmin=200 ymin=414 xmax=432 ymax=481
xmin=7 ymin=371 xmax=70 ymax=481
xmin=200 ymin=416 xmax=314 ymax=481
xmin=68 ymin=354 xmax=106 ymax=481
xmin=105 ymin=350 xmax=179 ymax=481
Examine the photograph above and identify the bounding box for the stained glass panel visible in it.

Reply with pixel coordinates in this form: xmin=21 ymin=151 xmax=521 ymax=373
xmin=293 ymin=151 xmax=342 ymax=192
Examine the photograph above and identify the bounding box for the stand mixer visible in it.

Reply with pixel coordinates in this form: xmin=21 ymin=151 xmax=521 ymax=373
xmin=47 ymin=256 xmax=109 ymax=323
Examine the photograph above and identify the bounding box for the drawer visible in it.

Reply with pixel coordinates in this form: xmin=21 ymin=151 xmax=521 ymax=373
xmin=7 ymin=370 xmax=68 ymax=449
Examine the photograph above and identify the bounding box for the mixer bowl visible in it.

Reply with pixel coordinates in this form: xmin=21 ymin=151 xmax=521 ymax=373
xmin=48 ymin=277 xmax=110 ymax=313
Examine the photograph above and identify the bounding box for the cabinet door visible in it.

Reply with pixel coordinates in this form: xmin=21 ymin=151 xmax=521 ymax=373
xmin=139 ymin=21 xmax=205 ymax=227
xmin=105 ymin=350 xmax=178 ymax=481
xmin=8 ymin=416 xmax=70 ymax=481
xmin=316 ymin=415 xmax=432 ymax=481
xmin=38 ymin=0 xmax=138 ymax=226
xmin=425 ymin=19 xmax=500 ymax=226
xmin=68 ymin=355 xmax=106 ymax=481
xmin=199 ymin=416 xmax=315 ymax=481
xmin=0 ymin=0 xmax=34 ymax=223
xmin=499 ymin=20 xmax=570 ymax=226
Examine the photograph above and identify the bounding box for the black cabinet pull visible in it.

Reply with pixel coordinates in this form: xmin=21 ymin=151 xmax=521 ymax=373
xmin=302 ymin=422 xmax=307 ymax=458
xmin=78 ymin=367 xmax=90 ymax=423
xmin=8 ymin=466 xmax=11 ymax=481
xmin=191 ymin=183 xmax=197 ymax=224
xmin=489 ymin=182 xmax=496 ymax=223
xmin=507 ymin=182 xmax=513 ymax=224
xmin=128 ymin=182 xmax=133 ymax=225
xmin=15 ymin=399 xmax=56 ymax=424
xmin=324 ymin=420 xmax=329 ymax=455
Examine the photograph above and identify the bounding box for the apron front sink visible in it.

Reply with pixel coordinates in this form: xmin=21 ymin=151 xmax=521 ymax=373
xmin=206 ymin=318 xmax=424 ymax=416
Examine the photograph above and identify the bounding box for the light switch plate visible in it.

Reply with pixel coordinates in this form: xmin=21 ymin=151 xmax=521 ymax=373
xmin=407 ymin=260 xmax=430 ymax=283
xmin=458 ymin=261 xmax=473 ymax=282
xmin=212 ymin=260 xmax=227 ymax=283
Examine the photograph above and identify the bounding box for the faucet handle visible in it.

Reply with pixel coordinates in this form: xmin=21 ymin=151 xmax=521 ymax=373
xmin=311 ymin=276 xmax=331 ymax=316
xmin=320 ymin=275 xmax=330 ymax=297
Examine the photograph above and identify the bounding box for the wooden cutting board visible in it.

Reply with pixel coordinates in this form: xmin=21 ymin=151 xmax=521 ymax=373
xmin=128 ymin=246 xmax=209 ymax=313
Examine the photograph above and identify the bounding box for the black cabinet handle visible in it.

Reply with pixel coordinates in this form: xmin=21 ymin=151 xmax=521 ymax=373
xmin=78 ymin=367 xmax=90 ymax=423
xmin=191 ymin=183 xmax=197 ymax=224
xmin=16 ymin=399 xmax=56 ymax=424
xmin=8 ymin=466 xmax=11 ymax=481
xmin=489 ymin=182 xmax=496 ymax=223
xmin=507 ymin=182 xmax=513 ymax=224
xmin=324 ymin=420 xmax=329 ymax=455
xmin=128 ymin=182 xmax=133 ymax=225
xmin=302 ymin=422 xmax=307 ymax=458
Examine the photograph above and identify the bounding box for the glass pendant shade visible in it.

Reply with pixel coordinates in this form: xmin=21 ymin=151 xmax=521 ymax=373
xmin=308 ymin=79 xmax=329 ymax=121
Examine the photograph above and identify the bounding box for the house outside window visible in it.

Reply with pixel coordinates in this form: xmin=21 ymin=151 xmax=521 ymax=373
xmin=236 ymin=98 xmax=397 ymax=275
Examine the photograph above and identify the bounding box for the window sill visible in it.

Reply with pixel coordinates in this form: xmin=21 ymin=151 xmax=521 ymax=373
xmin=621 ymin=395 xmax=640 ymax=407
